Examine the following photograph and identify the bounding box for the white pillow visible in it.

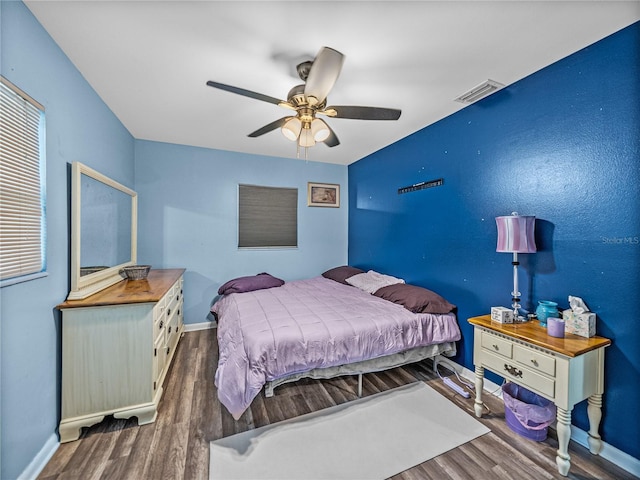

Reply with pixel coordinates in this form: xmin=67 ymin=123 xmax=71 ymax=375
xmin=345 ymin=270 xmax=405 ymax=294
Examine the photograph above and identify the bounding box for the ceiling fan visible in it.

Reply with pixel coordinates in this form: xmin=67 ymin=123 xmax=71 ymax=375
xmin=206 ymin=47 xmax=401 ymax=152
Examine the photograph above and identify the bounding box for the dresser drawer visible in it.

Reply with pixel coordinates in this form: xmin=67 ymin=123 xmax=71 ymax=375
xmin=480 ymin=330 xmax=513 ymax=359
xmin=167 ymin=303 xmax=181 ymax=353
xmin=155 ymin=303 xmax=167 ymax=338
xmin=154 ymin=278 xmax=180 ymax=330
xmin=166 ymin=286 xmax=179 ymax=319
xmin=480 ymin=349 xmax=555 ymax=399
xmin=513 ymin=344 xmax=556 ymax=377
xmin=153 ymin=331 xmax=167 ymax=391
xmin=153 ymin=296 xmax=166 ymax=322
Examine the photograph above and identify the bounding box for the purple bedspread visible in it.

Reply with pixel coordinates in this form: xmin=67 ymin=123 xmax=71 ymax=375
xmin=212 ymin=276 xmax=461 ymax=419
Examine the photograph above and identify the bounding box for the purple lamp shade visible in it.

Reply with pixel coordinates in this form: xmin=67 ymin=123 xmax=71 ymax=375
xmin=496 ymin=215 xmax=537 ymax=253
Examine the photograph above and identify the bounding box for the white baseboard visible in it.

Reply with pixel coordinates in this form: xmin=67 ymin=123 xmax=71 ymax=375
xmin=184 ymin=320 xmax=216 ymax=332
xmin=18 ymin=433 xmax=58 ymax=480
xmin=433 ymin=355 xmax=640 ymax=477
xmin=570 ymin=425 xmax=640 ymax=477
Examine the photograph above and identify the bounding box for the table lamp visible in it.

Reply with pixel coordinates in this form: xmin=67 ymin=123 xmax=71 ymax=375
xmin=496 ymin=212 xmax=536 ymax=322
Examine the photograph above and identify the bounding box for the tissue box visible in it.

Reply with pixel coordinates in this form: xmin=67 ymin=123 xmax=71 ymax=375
xmin=491 ymin=306 xmax=514 ymax=324
xmin=562 ymin=309 xmax=596 ymax=337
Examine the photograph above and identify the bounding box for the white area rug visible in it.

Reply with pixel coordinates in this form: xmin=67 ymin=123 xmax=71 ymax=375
xmin=210 ymin=381 xmax=489 ymax=480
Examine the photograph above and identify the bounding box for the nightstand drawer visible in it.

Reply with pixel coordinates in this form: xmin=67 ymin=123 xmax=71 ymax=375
xmin=480 ymin=330 xmax=513 ymax=359
xmin=481 ymin=350 xmax=555 ymax=399
xmin=513 ymin=344 xmax=556 ymax=377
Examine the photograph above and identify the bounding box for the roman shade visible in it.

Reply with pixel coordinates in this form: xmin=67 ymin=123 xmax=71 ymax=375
xmin=238 ymin=184 xmax=297 ymax=248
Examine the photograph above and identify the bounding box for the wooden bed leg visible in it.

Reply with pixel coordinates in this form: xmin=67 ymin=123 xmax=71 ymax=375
xmin=357 ymin=374 xmax=363 ymax=397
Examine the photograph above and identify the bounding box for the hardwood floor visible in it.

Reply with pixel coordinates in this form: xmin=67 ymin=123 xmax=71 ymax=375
xmin=40 ymin=329 xmax=635 ymax=480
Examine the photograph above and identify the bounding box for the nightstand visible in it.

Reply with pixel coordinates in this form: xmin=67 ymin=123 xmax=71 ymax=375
xmin=468 ymin=315 xmax=611 ymax=477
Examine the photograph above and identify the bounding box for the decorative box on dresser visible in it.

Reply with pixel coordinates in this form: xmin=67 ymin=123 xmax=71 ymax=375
xmin=56 ymin=268 xmax=185 ymax=442
xmin=468 ymin=314 xmax=611 ymax=477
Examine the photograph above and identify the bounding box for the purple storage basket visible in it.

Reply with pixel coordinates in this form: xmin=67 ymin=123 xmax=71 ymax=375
xmin=502 ymin=383 xmax=556 ymax=442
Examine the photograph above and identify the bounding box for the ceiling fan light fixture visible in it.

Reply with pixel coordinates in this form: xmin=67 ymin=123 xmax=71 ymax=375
xmin=311 ymin=118 xmax=330 ymax=142
xmin=281 ymin=117 xmax=302 ymax=141
xmin=207 ymin=45 xmax=399 ymax=154
xmin=298 ymin=125 xmax=316 ymax=147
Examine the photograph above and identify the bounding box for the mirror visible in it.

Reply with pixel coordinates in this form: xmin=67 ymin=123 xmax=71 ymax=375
xmin=67 ymin=162 xmax=137 ymax=300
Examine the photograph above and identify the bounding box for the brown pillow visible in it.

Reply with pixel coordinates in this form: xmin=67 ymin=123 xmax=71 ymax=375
xmin=321 ymin=266 xmax=365 ymax=285
xmin=373 ymin=283 xmax=456 ymax=314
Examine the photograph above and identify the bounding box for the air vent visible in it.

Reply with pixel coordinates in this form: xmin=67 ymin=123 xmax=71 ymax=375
xmin=454 ymin=79 xmax=505 ymax=104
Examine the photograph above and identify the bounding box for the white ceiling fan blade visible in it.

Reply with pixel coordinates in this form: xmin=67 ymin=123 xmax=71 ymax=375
xmin=304 ymin=47 xmax=345 ymax=106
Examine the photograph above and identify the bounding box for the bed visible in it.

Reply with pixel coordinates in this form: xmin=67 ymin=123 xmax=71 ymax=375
xmin=211 ymin=268 xmax=461 ymax=419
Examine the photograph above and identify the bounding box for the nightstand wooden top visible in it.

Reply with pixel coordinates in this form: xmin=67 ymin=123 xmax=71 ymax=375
xmin=468 ymin=314 xmax=611 ymax=357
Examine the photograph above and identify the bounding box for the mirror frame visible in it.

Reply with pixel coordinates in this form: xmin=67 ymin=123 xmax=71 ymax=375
xmin=67 ymin=161 xmax=138 ymax=300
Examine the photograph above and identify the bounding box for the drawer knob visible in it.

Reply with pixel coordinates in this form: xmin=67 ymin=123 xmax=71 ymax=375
xmin=167 ymin=308 xmax=171 ymax=316
xmin=531 ymin=359 xmax=539 ymax=367
xmin=504 ymin=364 xmax=523 ymax=378
xmin=492 ymin=344 xmax=499 ymax=351
xmin=159 ymin=320 xmax=164 ymax=329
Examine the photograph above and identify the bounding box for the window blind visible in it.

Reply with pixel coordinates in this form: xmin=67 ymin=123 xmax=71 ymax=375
xmin=0 ymin=77 xmax=45 ymax=281
xmin=238 ymin=185 xmax=297 ymax=248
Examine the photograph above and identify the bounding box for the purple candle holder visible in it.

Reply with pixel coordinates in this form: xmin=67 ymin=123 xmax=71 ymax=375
xmin=547 ymin=317 xmax=565 ymax=338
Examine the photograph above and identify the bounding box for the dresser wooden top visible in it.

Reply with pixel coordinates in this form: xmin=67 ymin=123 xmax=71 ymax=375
xmin=468 ymin=314 xmax=611 ymax=357
xmin=58 ymin=268 xmax=185 ymax=309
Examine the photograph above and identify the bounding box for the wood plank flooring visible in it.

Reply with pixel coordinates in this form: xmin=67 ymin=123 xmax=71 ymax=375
xmin=40 ymin=329 xmax=635 ymax=480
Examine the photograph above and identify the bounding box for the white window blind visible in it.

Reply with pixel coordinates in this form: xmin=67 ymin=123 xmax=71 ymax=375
xmin=238 ymin=184 xmax=297 ymax=248
xmin=0 ymin=77 xmax=46 ymax=282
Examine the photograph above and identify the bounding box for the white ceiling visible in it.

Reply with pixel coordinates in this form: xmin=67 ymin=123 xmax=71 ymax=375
xmin=24 ymin=1 xmax=640 ymax=165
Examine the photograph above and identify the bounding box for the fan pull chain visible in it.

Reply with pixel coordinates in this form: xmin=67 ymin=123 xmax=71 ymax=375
xmin=295 ymin=143 xmax=309 ymax=160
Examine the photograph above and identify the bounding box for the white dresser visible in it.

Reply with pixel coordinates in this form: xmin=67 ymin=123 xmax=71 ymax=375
xmin=57 ymin=268 xmax=185 ymax=442
xmin=469 ymin=315 xmax=611 ymax=476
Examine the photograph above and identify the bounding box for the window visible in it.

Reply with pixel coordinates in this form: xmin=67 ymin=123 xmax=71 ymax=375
xmin=238 ymin=184 xmax=297 ymax=248
xmin=0 ymin=76 xmax=46 ymax=284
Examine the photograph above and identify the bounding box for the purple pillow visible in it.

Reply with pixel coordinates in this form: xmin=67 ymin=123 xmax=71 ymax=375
xmin=373 ymin=283 xmax=456 ymax=314
xmin=218 ymin=272 xmax=284 ymax=295
xmin=322 ymin=265 xmax=365 ymax=285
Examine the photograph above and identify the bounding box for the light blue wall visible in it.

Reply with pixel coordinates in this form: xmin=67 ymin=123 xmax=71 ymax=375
xmin=0 ymin=2 xmax=135 ymax=478
xmin=134 ymin=140 xmax=348 ymax=326
xmin=348 ymin=22 xmax=640 ymax=459
xmin=1 ymin=2 xmax=346 ymax=476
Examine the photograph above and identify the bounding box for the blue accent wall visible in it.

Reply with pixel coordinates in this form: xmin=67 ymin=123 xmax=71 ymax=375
xmin=134 ymin=140 xmax=348 ymax=326
xmin=1 ymin=2 xmax=135 ymax=478
xmin=348 ymin=22 xmax=640 ymax=459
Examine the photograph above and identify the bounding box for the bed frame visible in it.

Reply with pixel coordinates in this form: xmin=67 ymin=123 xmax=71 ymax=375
xmin=264 ymin=341 xmax=457 ymax=397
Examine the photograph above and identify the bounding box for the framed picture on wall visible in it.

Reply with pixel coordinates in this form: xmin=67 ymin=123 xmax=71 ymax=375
xmin=307 ymin=182 xmax=340 ymax=208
